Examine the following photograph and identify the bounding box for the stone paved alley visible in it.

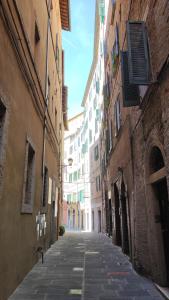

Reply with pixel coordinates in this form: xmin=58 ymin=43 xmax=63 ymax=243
xmin=9 ymin=233 xmax=164 ymax=300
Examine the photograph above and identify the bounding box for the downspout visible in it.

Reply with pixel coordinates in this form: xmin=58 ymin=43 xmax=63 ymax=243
xmin=42 ymin=3 xmax=50 ymax=198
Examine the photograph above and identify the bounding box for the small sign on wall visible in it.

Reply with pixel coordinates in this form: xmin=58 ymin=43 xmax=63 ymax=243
xmin=36 ymin=212 xmax=46 ymax=240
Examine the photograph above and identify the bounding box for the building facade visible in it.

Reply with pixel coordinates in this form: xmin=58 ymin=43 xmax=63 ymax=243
xmin=101 ymin=0 xmax=169 ymax=287
xmin=63 ymin=113 xmax=87 ymax=231
xmin=0 ymin=0 xmax=70 ymax=298
xmin=81 ymin=0 xmax=109 ymax=233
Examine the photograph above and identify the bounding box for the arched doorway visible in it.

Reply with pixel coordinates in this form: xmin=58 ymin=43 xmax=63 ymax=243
xmin=148 ymin=146 xmax=169 ymax=285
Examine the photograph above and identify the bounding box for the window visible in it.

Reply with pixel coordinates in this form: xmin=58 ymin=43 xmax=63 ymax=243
xmin=73 ymin=193 xmax=77 ymax=202
xmin=35 ymin=20 xmax=40 ymax=44
xmin=89 ymin=89 xmax=92 ymax=102
xmin=73 ymin=171 xmax=77 ymax=181
xmin=96 ymin=80 xmax=100 ymax=93
xmin=46 ymin=76 xmax=50 ymax=103
xmin=69 ymin=145 xmax=73 ymax=155
xmin=89 ymin=108 xmax=92 ymax=121
xmin=96 ymin=177 xmax=98 ymax=192
xmin=127 ymin=21 xmax=151 ymax=84
xmin=114 ymin=96 xmax=121 ymax=135
xmin=52 ymin=96 xmax=54 ymax=113
xmin=89 ymin=129 xmax=92 ymax=143
xmin=55 ymin=109 xmax=57 ymax=131
xmin=96 ymin=109 xmax=100 ymax=121
xmin=111 ymin=0 xmax=116 ymax=24
xmin=21 ymin=140 xmax=35 ymax=213
xmin=82 ymin=139 xmax=88 ymax=154
xmin=98 ymin=175 xmax=101 ymax=190
xmin=82 ymin=164 xmax=84 ymax=175
xmin=78 ymin=169 xmax=81 ymax=179
xmin=96 ymin=175 xmax=101 ymax=192
xmin=121 ymin=51 xmax=140 ymax=107
xmin=55 ymin=33 xmax=59 ymax=66
xmin=78 ymin=190 xmax=84 ymax=202
xmin=69 ymin=174 xmax=72 ymax=183
xmin=0 ymin=100 xmax=6 ymax=154
xmin=67 ymin=194 xmax=71 ymax=203
xmin=112 ymin=24 xmax=119 ymax=77
xmin=94 ymin=145 xmax=99 ymax=161
xmin=95 ymin=119 xmax=98 ymax=134
xmin=109 ymin=120 xmax=113 ymax=151
xmin=93 ymin=96 xmax=97 ymax=109
xmin=99 ymin=60 xmax=102 ymax=77
xmin=42 ymin=166 xmax=49 ymax=207
xmin=106 ymin=73 xmax=111 ymax=99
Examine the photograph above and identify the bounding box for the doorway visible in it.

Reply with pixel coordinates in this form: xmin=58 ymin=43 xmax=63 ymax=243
xmin=98 ymin=210 xmax=101 ymax=233
xmin=108 ymin=199 xmax=112 ymax=236
xmin=149 ymin=145 xmax=169 ymax=285
xmin=50 ymin=201 xmax=56 ymax=244
xmin=92 ymin=211 xmax=94 ymax=231
xmin=153 ymin=178 xmax=169 ymax=283
xmin=114 ymin=183 xmax=122 ymax=246
xmin=81 ymin=211 xmax=84 ymax=230
xmin=121 ymin=182 xmax=129 ymax=254
xmin=73 ymin=209 xmax=75 ymax=228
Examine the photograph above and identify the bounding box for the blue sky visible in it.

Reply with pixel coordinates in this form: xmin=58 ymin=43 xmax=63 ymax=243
xmin=62 ymin=0 xmax=96 ymax=119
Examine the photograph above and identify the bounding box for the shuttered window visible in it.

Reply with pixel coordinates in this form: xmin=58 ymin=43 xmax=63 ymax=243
xmin=21 ymin=140 xmax=35 ymax=213
xmin=112 ymin=24 xmax=119 ymax=77
xmin=106 ymin=129 xmax=110 ymax=155
xmin=69 ymin=174 xmax=72 ymax=183
xmin=73 ymin=171 xmax=77 ymax=182
xmin=109 ymin=120 xmax=113 ymax=151
xmin=121 ymin=51 xmax=140 ymax=107
xmin=42 ymin=166 xmax=49 ymax=207
xmin=127 ymin=21 xmax=151 ymax=84
xmin=67 ymin=194 xmax=71 ymax=203
xmin=114 ymin=97 xmax=121 ymax=135
xmin=94 ymin=145 xmax=99 ymax=161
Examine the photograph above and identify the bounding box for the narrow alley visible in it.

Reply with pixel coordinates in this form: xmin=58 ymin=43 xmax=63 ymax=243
xmin=1 ymin=0 xmax=169 ymax=298
xmin=9 ymin=233 xmax=164 ymax=300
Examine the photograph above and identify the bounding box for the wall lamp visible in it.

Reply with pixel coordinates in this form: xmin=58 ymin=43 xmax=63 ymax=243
xmin=58 ymin=158 xmax=73 ymax=168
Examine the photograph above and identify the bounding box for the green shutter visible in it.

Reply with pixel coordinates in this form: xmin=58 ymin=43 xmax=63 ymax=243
xmin=127 ymin=21 xmax=151 ymax=84
xmin=69 ymin=174 xmax=72 ymax=183
xmin=121 ymin=51 xmax=140 ymax=107
xmin=99 ymin=0 xmax=105 ymax=23
xmin=73 ymin=171 xmax=77 ymax=181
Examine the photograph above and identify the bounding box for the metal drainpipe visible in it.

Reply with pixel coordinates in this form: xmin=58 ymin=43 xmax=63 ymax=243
xmin=42 ymin=7 xmax=50 ymax=183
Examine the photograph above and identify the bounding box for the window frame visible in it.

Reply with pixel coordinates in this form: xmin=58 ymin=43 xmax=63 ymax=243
xmin=21 ymin=138 xmax=36 ymax=214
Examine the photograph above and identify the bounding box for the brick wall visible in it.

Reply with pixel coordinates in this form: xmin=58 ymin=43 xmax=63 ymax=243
xmin=103 ymin=0 xmax=169 ymax=286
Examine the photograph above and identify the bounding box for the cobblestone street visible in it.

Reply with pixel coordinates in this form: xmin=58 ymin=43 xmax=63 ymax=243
xmin=9 ymin=233 xmax=164 ymax=300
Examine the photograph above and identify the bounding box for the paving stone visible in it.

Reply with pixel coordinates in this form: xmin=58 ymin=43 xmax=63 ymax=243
xmin=9 ymin=232 xmax=164 ymax=300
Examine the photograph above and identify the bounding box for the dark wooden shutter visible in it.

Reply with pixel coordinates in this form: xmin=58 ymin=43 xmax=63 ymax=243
xmin=121 ymin=51 xmax=140 ymax=107
xmin=127 ymin=21 xmax=150 ymax=84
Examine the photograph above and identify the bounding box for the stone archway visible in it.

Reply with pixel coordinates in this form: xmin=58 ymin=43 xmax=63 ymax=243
xmin=146 ymin=144 xmax=169 ymax=286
